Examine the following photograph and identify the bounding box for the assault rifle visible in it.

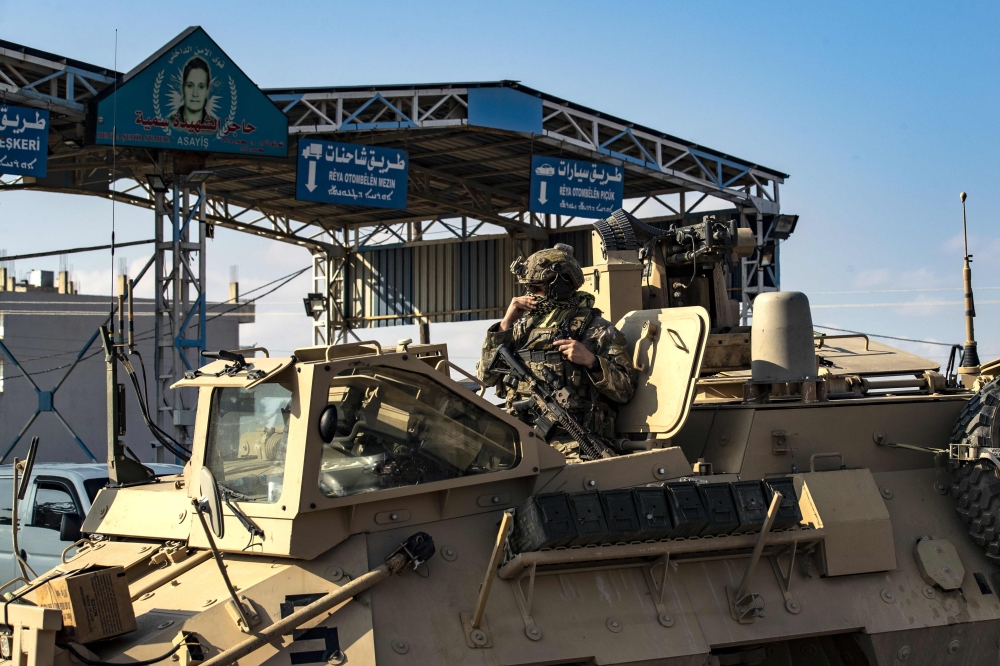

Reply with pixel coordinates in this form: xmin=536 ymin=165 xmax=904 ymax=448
xmin=490 ymin=344 xmax=614 ymax=460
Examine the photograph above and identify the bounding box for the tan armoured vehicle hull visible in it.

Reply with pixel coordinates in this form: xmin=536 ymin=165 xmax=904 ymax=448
xmin=7 ymin=217 xmax=999 ymax=666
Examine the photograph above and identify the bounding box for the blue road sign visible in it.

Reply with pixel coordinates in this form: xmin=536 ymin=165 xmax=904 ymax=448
xmin=0 ymin=105 xmax=49 ymax=177
xmin=296 ymin=139 xmax=408 ymax=210
xmin=529 ymin=155 xmax=623 ymax=218
xmin=91 ymin=27 xmax=288 ymax=157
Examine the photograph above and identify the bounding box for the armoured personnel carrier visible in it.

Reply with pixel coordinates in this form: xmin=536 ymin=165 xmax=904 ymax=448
xmin=5 ymin=208 xmax=999 ymax=666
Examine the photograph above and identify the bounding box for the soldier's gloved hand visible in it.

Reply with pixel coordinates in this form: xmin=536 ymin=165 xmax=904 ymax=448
xmin=499 ymin=296 xmax=538 ymax=331
xmin=554 ymin=340 xmax=602 ymax=379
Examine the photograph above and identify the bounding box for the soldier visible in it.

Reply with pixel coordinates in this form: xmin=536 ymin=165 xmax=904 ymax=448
xmin=478 ymin=244 xmax=637 ymax=462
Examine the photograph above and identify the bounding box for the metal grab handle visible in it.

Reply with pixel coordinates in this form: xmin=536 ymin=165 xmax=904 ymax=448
xmin=61 ymin=538 xmax=90 ymax=564
xmin=809 ymin=452 xmax=844 ymax=473
xmin=235 ymin=346 xmax=269 ymax=358
xmin=633 ymin=321 xmax=659 ymax=372
xmin=0 ymin=577 xmax=29 ymax=596
xmin=435 ymin=359 xmax=488 ymax=396
xmin=325 ymin=340 xmax=382 ymax=362
xmin=666 ymin=328 xmax=688 ymax=353
xmin=815 ymin=334 xmax=870 ymax=351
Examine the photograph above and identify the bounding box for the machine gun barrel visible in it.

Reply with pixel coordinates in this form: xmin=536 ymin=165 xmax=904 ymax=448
xmin=493 ymin=345 xmax=613 ymax=460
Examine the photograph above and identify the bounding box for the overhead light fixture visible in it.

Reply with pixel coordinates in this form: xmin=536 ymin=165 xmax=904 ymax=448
xmin=759 ymin=241 xmax=776 ymax=268
xmin=146 ymin=173 xmax=170 ymax=193
xmin=183 ymin=170 xmax=213 ymax=186
xmin=303 ymin=293 xmax=326 ymax=320
xmin=770 ymin=214 xmax=799 ymax=240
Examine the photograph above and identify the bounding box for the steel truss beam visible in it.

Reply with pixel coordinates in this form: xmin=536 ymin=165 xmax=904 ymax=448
xmin=277 ymin=85 xmax=784 ymax=208
xmin=1 ymin=40 xmax=790 ymax=352
xmin=0 ymin=43 xmax=116 ymax=119
xmin=0 ymin=178 xmax=343 ymax=256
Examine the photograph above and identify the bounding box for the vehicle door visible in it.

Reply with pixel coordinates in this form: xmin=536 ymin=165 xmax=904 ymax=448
xmin=0 ymin=475 xmax=16 ymax=587
xmin=18 ymin=476 xmax=86 ymax=577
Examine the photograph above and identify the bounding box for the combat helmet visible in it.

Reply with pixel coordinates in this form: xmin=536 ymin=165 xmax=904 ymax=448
xmin=510 ymin=243 xmax=584 ymax=300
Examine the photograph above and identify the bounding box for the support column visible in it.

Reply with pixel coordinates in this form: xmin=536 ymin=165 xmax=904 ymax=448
xmin=738 ymin=207 xmax=780 ymax=325
xmin=312 ymin=246 xmax=353 ymax=346
xmin=155 ymin=178 xmax=207 ymax=463
xmin=312 ymin=251 xmax=332 ymax=346
xmin=154 ymin=188 xmax=168 ymax=463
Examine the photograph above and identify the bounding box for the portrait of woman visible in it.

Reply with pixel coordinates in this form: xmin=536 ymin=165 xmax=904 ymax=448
xmin=170 ymin=57 xmax=219 ymax=131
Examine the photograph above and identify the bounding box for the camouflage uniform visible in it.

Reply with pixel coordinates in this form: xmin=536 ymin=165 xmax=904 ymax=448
xmin=478 ymin=245 xmax=636 ymax=462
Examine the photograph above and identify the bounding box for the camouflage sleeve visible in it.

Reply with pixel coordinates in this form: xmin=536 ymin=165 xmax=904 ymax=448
xmin=477 ymin=322 xmax=514 ymax=387
xmin=586 ymin=322 xmax=637 ymax=404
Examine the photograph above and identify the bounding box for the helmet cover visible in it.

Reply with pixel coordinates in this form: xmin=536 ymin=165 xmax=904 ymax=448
xmin=510 ymin=243 xmax=584 ymax=299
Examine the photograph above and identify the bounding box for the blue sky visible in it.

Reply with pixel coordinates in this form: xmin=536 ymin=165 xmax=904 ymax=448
xmin=1 ymin=1 xmax=998 ymax=370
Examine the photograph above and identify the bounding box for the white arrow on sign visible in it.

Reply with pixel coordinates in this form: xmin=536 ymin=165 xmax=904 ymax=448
xmin=538 ymin=180 xmax=548 ymax=204
xmin=305 ymin=160 xmax=317 ymax=192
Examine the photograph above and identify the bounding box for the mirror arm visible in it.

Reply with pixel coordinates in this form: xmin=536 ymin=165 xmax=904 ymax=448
xmin=193 ymin=499 xmax=253 ymax=631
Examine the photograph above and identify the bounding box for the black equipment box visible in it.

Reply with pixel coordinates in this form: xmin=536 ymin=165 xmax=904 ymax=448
xmin=566 ymin=491 xmax=610 ymax=546
xmin=762 ymin=477 xmax=802 ymax=530
xmin=600 ymin=489 xmax=643 ymax=543
xmin=731 ymin=480 xmax=768 ymax=533
xmin=511 ymin=493 xmax=577 ymax=552
xmin=632 ymin=487 xmax=674 ymax=541
xmin=697 ymin=483 xmax=740 ymax=536
xmin=664 ymin=482 xmax=709 ymax=537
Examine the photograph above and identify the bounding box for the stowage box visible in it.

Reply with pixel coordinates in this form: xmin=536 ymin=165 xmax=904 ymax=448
xmin=698 ymin=482 xmax=740 ymax=536
xmin=731 ymin=480 xmax=769 ymax=533
xmin=566 ymin=491 xmax=610 ymax=546
xmin=601 ymin=489 xmax=643 ymax=543
xmin=763 ymin=476 xmax=803 ymax=530
xmin=632 ymin=487 xmax=674 ymax=541
xmin=511 ymin=492 xmax=578 ymax=552
xmin=664 ymin=482 xmax=709 ymax=537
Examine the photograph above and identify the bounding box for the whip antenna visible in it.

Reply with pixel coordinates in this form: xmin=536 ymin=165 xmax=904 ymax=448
xmin=958 ymin=191 xmax=980 ymax=381
xmin=110 ymin=29 xmax=119 ymax=324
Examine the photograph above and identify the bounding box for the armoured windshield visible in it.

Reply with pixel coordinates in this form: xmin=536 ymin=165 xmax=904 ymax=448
xmin=318 ymin=366 xmax=519 ymax=498
xmin=205 ymin=382 xmax=293 ymax=503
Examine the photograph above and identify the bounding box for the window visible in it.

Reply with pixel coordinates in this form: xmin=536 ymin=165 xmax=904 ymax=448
xmin=83 ymin=478 xmax=109 ymax=503
xmin=31 ymin=482 xmax=80 ymax=531
xmin=318 ymin=366 xmax=519 ymax=499
xmin=204 ymin=382 xmax=293 ymax=503
xmin=0 ymin=478 xmax=11 ymax=525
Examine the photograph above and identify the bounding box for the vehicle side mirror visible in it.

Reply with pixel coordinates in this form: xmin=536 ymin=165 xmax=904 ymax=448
xmin=318 ymin=405 xmax=338 ymax=444
xmin=59 ymin=513 xmax=83 ymax=542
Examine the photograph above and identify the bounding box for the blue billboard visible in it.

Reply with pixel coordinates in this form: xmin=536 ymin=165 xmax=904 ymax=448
xmin=91 ymin=27 xmax=287 ymax=157
xmin=529 ymin=155 xmax=624 ymax=218
xmin=0 ymin=105 xmax=49 ymax=177
xmin=296 ymin=139 xmax=408 ymax=210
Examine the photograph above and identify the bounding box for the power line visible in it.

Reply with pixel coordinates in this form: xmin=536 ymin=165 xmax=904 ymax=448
xmin=0 ymin=239 xmax=154 ymax=263
xmin=813 ymin=299 xmax=1000 ymax=309
xmin=1 ymin=266 xmax=310 ymax=382
xmin=809 ymin=286 xmax=1000 ymax=295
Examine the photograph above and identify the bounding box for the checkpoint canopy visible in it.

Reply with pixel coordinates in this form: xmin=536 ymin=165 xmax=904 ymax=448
xmin=1 ymin=27 xmax=793 ymax=334
xmin=3 ymin=24 xmax=790 ymax=245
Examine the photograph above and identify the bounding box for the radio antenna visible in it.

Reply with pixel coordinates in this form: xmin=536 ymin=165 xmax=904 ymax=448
xmin=110 ymin=29 xmax=119 ymax=324
xmin=958 ymin=191 xmax=980 ymax=382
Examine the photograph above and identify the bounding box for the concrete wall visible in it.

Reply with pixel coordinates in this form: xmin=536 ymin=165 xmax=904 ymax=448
xmin=0 ymin=291 xmax=240 ymax=464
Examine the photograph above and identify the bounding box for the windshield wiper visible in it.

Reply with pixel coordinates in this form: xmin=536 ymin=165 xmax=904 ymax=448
xmin=219 ymin=488 xmax=265 ymax=540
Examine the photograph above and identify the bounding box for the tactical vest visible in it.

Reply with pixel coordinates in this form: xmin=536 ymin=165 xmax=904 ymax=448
xmin=508 ymin=304 xmax=616 ymax=439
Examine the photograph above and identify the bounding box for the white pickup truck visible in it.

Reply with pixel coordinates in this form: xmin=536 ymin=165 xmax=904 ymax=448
xmin=0 ymin=462 xmax=182 ymax=587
